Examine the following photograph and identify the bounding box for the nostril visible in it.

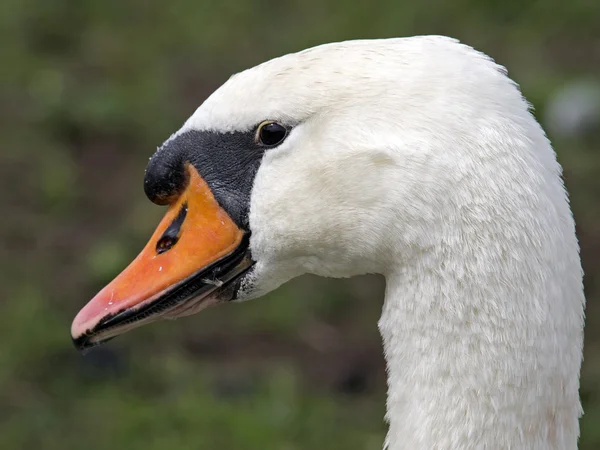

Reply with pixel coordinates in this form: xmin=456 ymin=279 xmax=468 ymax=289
xmin=156 ymin=202 xmax=188 ymax=255
xmin=156 ymin=235 xmax=179 ymax=254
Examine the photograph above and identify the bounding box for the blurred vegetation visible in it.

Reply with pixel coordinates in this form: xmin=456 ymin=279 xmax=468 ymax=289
xmin=1 ymin=1 xmax=599 ymax=449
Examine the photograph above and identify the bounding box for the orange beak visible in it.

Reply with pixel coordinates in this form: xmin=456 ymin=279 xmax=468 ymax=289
xmin=71 ymin=165 xmax=253 ymax=350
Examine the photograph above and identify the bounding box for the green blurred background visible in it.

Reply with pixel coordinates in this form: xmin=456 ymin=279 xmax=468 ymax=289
xmin=1 ymin=1 xmax=599 ymax=449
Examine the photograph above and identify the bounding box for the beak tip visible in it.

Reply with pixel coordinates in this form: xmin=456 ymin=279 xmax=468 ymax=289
xmin=71 ymin=292 xmax=114 ymax=349
xmin=71 ymin=311 xmax=89 ymax=341
xmin=71 ymin=334 xmax=88 ymax=353
xmin=71 ymin=320 xmax=91 ymax=353
xmin=71 ymin=328 xmax=113 ymax=354
xmin=71 ymin=308 xmax=100 ymax=353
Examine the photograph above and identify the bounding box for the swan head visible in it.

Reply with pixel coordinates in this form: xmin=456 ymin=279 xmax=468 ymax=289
xmin=71 ymin=36 xmax=534 ymax=349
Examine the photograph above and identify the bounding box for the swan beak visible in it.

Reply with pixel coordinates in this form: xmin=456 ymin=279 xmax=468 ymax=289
xmin=71 ymin=165 xmax=253 ymax=351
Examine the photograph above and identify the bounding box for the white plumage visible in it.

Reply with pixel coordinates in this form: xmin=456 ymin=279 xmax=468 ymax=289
xmin=173 ymin=36 xmax=586 ymax=448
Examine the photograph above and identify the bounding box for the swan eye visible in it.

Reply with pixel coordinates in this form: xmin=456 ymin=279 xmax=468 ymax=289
xmin=257 ymin=122 xmax=288 ymax=147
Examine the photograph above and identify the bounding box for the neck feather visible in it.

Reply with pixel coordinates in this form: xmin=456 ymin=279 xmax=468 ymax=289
xmin=379 ymin=134 xmax=585 ymax=450
xmin=378 ymin=192 xmax=584 ymax=449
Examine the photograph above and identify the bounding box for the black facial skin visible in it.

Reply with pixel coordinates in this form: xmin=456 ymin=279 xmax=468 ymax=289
xmin=145 ymin=128 xmax=282 ymax=229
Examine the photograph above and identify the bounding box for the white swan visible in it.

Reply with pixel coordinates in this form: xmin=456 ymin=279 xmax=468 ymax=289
xmin=71 ymin=36 xmax=586 ymax=449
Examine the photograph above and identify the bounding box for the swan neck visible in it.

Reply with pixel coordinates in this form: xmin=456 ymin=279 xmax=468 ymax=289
xmin=379 ymin=246 xmax=584 ymax=449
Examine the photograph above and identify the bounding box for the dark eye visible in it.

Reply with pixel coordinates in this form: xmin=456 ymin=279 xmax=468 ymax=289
xmin=257 ymin=122 xmax=288 ymax=146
